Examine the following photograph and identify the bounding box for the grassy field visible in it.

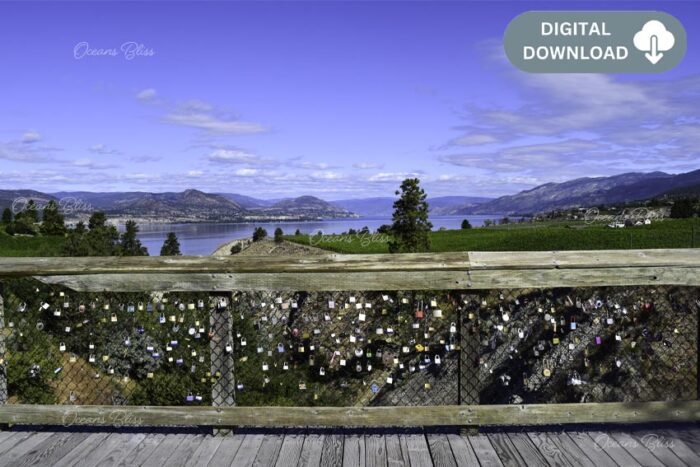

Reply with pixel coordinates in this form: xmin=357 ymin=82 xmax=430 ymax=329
xmin=287 ymin=218 xmax=700 ymax=254
xmin=0 ymin=227 xmax=66 ymax=256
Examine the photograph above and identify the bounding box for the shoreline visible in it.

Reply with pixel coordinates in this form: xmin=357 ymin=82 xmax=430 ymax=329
xmin=211 ymin=237 xmax=251 ymax=256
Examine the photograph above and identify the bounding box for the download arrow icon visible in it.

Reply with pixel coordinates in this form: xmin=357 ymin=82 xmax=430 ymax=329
xmin=645 ymin=35 xmax=663 ymax=64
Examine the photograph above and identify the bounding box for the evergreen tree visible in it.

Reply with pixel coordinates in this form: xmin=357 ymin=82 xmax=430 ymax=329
xmin=388 ymin=178 xmax=432 ymax=253
xmin=670 ymin=198 xmax=696 ymax=219
xmin=1 ymin=208 xmax=12 ymax=225
xmin=294 ymin=229 xmax=301 ymax=236
xmin=16 ymin=199 xmax=39 ymax=223
xmin=40 ymin=200 xmax=67 ymax=236
xmin=230 ymin=244 xmax=242 ymax=255
xmin=253 ymin=227 xmax=268 ymax=242
xmin=274 ymin=227 xmax=284 ymax=243
xmin=461 ymin=219 xmax=472 ymax=229
xmin=119 ymin=220 xmax=149 ymax=256
xmin=160 ymin=232 xmax=182 ymax=256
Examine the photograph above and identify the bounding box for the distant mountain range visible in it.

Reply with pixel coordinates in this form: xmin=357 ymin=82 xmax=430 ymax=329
xmin=0 ymin=189 xmax=355 ymax=222
xmin=461 ymin=169 xmax=700 ymax=215
xmin=2 ymin=168 xmax=699 ymax=222
xmin=331 ymin=196 xmax=493 ymax=217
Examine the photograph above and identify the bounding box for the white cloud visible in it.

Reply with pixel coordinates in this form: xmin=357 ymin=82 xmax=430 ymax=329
xmin=310 ymin=170 xmax=344 ymax=180
xmin=368 ymin=172 xmax=422 ymax=183
xmin=164 ymin=112 xmax=267 ymax=134
xmin=22 ymin=131 xmax=41 ymax=144
xmin=186 ymin=170 xmax=204 ymax=178
xmin=88 ymin=144 xmax=120 ymax=155
xmin=234 ymin=168 xmax=259 ymax=177
xmin=136 ymin=88 xmax=157 ymax=100
xmin=353 ymin=162 xmax=384 ymax=169
xmin=208 ymin=148 xmax=272 ymax=165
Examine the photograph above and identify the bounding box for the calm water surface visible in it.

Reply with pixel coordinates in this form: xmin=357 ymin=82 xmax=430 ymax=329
xmin=135 ymin=215 xmax=497 ymax=256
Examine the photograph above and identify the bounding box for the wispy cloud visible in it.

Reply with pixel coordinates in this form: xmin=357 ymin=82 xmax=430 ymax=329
xmin=137 ymin=89 xmax=269 ymax=135
xmin=207 ymin=147 xmax=275 ymax=165
xmin=22 ymin=130 xmax=41 ymax=144
xmin=353 ymin=162 xmax=384 ymax=170
xmin=89 ymin=144 xmax=121 ymax=155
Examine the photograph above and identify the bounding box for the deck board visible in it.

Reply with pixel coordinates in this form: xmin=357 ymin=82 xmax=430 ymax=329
xmin=118 ymin=433 xmax=165 ymax=467
xmin=427 ymin=434 xmax=457 ymax=467
xmin=319 ymin=434 xmax=343 ymax=467
xmin=342 ymin=434 xmax=365 ymax=467
xmin=274 ymin=432 xmax=305 ymax=467
xmin=365 ymin=434 xmax=387 ymax=467
xmin=252 ymin=433 xmax=284 ymax=467
xmin=402 ymin=433 xmax=432 ymax=467
xmin=610 ymin=432 xmax=665 ymax=467
xmin=0 ymin=426 xmax=698 ymax=466
xmin=469 ymin=434 xmax=504 ymax=467
xmin=487 ymin=433 xmax=525 ymax=467
xmin=385 ymin=434 xmax=409 ymax=467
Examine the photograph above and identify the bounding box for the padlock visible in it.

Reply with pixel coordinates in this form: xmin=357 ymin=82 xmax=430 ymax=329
xmin=225 ymin=342 xmax=233 ymax=353
xmin=59 ymin=342 xmax=66 ymax=352
xmin=277 ymin=343 xmax=285 ymax=353
xmin=415 ymin=309 xmax=425 ymax=319
xmin=127 ymin=303 xmax=135 ymax=313
xmin=434 ymin=309 xmax=443 ymax=318
xmin=319 ymin=367 xmax=326 ymax=376
xmin=434 ymin=355 xmax=442 ymax=365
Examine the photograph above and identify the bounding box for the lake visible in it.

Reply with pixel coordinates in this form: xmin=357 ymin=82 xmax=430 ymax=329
xmin=135 ymin=215 xmax=498 ymax=256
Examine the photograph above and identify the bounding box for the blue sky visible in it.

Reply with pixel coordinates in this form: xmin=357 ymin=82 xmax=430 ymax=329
xmin=1 ymin=1 xmax=699 ymax=199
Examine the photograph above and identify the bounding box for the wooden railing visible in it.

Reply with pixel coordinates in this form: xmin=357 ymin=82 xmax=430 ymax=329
xmin=0 ymin=249 xmax=699 ymax=428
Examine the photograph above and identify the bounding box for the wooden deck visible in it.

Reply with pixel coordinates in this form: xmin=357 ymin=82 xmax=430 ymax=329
xmin=0 ymin=425 xmax=698 ymax=466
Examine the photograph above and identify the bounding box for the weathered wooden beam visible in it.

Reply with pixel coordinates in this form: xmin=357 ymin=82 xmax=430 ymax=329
xmin=3 ymin=249 xmax=700 ymax=278
xmin=0 ymin=253 xmax=471 ymax=277
xmin=36 ymin=271 xmax=474 ymax=292
xmin=469 ymin=249 xmax=700 ymax=270
xmin=36 ymin=266 xmax=700 ymax=292
xmin=0 ymin=401 xmax=698 ymax=427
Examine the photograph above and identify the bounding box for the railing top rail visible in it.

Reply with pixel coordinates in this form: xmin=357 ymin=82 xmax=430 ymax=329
xmin=1 ymin=249 xmax=699 ymax=278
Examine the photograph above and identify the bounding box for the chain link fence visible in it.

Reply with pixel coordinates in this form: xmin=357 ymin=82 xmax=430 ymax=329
xmin=0 ymin=280 xmax=697 ymax=408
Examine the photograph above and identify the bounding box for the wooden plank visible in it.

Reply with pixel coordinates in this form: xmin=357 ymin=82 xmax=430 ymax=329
xmin=7 ymin=249 xmax=700 ymax=278
xmin=566 ymin=432 xmax=620 ymax=467
xmin=13 ymin=431 xmax=91 ymax=467
xmin=342 ymin=434 xmax=365 ymax=467
xmin=544 ymin=432 xmax=596 ymax=467
xmin=141 ymin=434 xmax=188 ymax=467
xmin=447 ymin=434 xmax=480 ymax=466
xmin=487 ymin=432 xmax=525 ymax=467
xmin=41 ymin=264 xmax=700 ymax=292
xmin=187 ymin=435 xmax=225 ymax=467
xmin=231 ymin=433 xmax=265 ymax=467
xmin=0 ymin=431 xmax=35 ymax=456
xmin=274 ymin=432 xmax=305 ymax=467
xmin=469 ymin=249 xmax=700 ymax=269
xmin=2 ymin=401 xmax=698 ymax=427
xmin=469 ymin=434 xmax=504 ymax=467
xmin=208 ymin=434 xmax=245 ymax=467
xmin=165 ymin=434 xmax=206 ymax=467
xmin=586 ymin=432 xmax=640 ymax=467
xmin=631 ymin=432 xmax=686 ymax=467
xmin=52 ymin=432 xmax=112 ymax=467
xmin=385 ymin=434 xmax=409 ymax=467
xmin=402 ymin=434 xmax=432 ymax=467
xmin=527 ymin=432 xmax=574 ymax=467
xmin=252 ymin=433 xmax=284 ymax=467
xmin=0 ymin=252 xmax=472 ymax=277
xmin=659 ymin=429 xmax=700 ymax=465
xmin=0 ymin=432 xmax=52 ymax=462
xmin=319 ymin=434 xmax=343 ymax=467
xmin=427 ymin=434 xmax=457 ymax=467
xmin=506 ymin=433 xmax=549 ymax=466
xmin=297 ymin=433 xmax=325 ymax=467
xmin=610 ymin=432 xmax=664 ymax=467
xmin=117 ymin=433 xmax=166 ymax=467
xmin=94 ymin=433 xmax=148 ymax=467
xmin=38 ymin=271 xmax=473 ymax=292
xmin=365 ymin=434 xmax=387 ymax=467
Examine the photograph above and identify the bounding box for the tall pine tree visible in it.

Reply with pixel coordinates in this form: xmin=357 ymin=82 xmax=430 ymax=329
xmin=160 ymin=232 xmax=182 ymax=256
xmin=388 ymin=178 xmax=432 ymax=253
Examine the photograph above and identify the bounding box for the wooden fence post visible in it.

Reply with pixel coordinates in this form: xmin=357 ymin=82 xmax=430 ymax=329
xmin=210 ymin=292 xmax=235 ymax=435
